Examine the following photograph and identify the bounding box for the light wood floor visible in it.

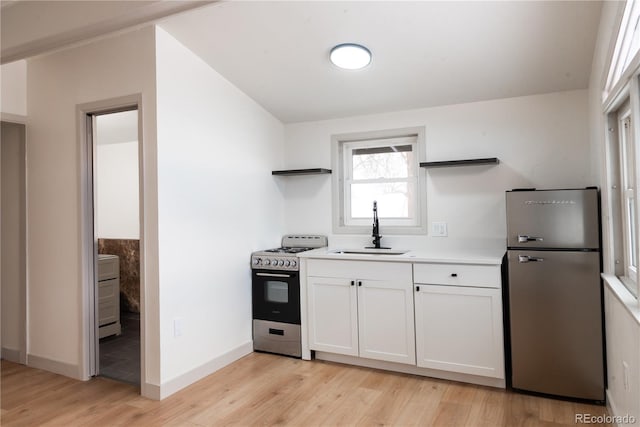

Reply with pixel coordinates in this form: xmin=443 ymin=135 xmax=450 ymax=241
xmin=1 ymin=353 xmax=610 ymax=426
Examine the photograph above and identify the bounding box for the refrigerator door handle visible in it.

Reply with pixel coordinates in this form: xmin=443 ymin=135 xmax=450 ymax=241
xmin=518 ymin=255 xmax=544 ymax=263
xmin=517 ymin=234 xmax=544 ymax=243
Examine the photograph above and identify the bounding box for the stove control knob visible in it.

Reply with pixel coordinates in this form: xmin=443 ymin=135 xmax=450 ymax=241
xmin=278 ymin=260 xmax=285 ymax=266
xmin=253 ymin=258 xmax=261 ymax=265
xmin=284 ymin=260 xmax=291 ymax=267
xmin=264 ymin=259 xmax=271 ymax=266
xmin=291 ymin=260 xmax=297 ymax=268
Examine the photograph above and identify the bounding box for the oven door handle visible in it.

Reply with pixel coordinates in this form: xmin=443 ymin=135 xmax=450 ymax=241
xmin=255 ymin=272 xmax=293 ymax=278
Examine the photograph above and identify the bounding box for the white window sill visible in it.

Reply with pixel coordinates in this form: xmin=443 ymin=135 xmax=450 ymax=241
xmin=602 ymin=273 xmax=640 ymax=326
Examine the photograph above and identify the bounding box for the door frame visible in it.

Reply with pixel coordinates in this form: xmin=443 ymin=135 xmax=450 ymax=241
xmin=0 ymin=118 xmax=28 ymax=365
xmin=77 ymin=94 xmax=145 ymax=383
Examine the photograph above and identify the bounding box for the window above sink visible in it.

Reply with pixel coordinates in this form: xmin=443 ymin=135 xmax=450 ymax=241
xmin=331 ymin=126 xmax=427 ymax=235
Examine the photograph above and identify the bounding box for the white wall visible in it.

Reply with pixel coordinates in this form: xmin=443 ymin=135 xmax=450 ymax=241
xmin=96 ymin=140 xmax=140 ymax=239
xmin=25 ymin=27 xmax=160 ymax=386
xmin=283 ymin=90 xmax=591 ymax=247
xmin=154 ymin=27 xmax=285 ymax=396
xmin=1 ymin=60 xmax=27 ymax=117
xmin=605 ymin=285 xmax=640 ymax=425
xmin=589 ymin=1 xmax=640 ymax=424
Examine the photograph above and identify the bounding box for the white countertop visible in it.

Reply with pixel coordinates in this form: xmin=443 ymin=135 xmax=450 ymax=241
xmin=298 ymin=239 xmax=506 ymax=265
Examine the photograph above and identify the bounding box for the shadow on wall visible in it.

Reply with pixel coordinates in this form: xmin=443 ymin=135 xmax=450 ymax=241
xmin=98 ymin=238 xmax=140 ymax=313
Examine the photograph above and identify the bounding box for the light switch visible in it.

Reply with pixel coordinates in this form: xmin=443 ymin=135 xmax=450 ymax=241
xmin=623 ymin=361 xmax=630 ymax=391
xmin=432 ymin=222 xmax=448 ymax=237
xmin=174 ymin=318 xmax=183 ymax=337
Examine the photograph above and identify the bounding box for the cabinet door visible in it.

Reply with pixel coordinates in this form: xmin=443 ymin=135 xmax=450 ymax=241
xmin=308 ymin=276 xmax=358 ymax=356
xmin=358 ymin=279 xmax=416 ymax=365
xmin=415 ymin=284 xmax=504 ymax=378
xmin=98 ymin=278 xmax=119 ymax=326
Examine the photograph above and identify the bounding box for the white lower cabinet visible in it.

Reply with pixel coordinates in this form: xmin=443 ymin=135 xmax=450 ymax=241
xmin=307 ymin=276 xmax=359 ymax=356
xmin=414 ymin=263 xmax=504 ymax=379
xmin=305 ymin=258 xmax=505 ymax=385
xmin=357 ymin=278 xmax=415 ymax=364
xmin=307 ymin=260 xmax=415 ymax=365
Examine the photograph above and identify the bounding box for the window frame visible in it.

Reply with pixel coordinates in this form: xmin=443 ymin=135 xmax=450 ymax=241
xmin=604 ymin=80 xmax=640 ymax=299
xmin=602 ymin=1 xmax=640 ymax=300
xmin=618 ymin=104 xmax=638 ymax=287
xmin=604 ymin=0 xmax=640 ymax=101
xmin=331 ymin=126 xmax=427 ymax=235
xmin=343 ymin=136 xmax=419 ymax=227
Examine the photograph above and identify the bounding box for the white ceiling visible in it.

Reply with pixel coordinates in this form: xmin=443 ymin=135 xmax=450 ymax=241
xmin=1 ymin=1 xmax=603 ymax=124
xmin=159 ymin=1 xmax=603 ymax=123
xmin=0 ymin=0 xmax=214 ymax=64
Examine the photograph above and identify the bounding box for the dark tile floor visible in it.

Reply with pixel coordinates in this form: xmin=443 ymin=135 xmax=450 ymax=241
xmin=99 ymin=311 xmax=140 ymax=385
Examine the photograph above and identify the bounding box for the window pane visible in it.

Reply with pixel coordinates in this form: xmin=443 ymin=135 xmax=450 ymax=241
xmin=628 ymin=198 xmax=637 ymax=269
xmin=350 ymin=182 xmax=411 ymax=218
xmin=604 ymin=0 xmax=640 ymax=98
xmin=352 ymin=145 xmax=414 ymax=180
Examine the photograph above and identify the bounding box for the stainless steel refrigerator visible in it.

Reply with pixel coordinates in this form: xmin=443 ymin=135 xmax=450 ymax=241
xmin=506 ymin=188 xmax=605 ymax=402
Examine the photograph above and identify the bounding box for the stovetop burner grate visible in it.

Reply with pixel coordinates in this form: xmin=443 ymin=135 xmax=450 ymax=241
xmin=264 ymin=247 xmax=313 ymax=254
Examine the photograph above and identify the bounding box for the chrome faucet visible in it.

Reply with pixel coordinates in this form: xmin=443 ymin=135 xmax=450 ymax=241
xmin=371 ymin=200 xmax=382 ymax=249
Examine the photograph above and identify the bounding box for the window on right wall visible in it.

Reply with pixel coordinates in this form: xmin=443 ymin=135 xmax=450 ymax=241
xmin=609 ymin=98 xmax=638 ymax=297
xmin=603 ymin=0 xmax=640 ymax=100
xmin=603 ymin=0 xmax=640 ymax=298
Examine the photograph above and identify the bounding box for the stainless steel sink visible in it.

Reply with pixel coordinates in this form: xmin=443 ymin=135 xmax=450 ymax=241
xmin=330 ymin=248 xmax=408 ymax=255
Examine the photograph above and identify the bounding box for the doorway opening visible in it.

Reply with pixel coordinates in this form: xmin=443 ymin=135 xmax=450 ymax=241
xmin=1 ymin=120 xmax=27 ymax=365
xmin=84 ymin=105 xmax=142 ymax=386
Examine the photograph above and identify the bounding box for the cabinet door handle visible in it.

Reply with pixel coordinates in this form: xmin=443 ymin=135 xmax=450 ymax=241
xmin=358 ymin=281 xmax=362 ymax=287
xmin=415 ymin=285 xmax=420 ymax=292
xmin=350 ymin=280 xmax=355 ymax=286
xmin=451 ymin=273 xmax=458 ymax=277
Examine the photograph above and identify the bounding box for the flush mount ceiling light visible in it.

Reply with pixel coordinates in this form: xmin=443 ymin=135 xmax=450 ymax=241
xmin=330 ymin=43 xmax=372 ymax=70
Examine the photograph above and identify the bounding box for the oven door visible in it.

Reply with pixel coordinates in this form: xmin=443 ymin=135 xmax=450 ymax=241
xmin=252 ymin=270 xmax=300 ymax=324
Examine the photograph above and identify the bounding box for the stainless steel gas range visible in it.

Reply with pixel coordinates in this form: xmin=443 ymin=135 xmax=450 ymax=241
xmin=251 ymin=235 xmax=327 ymax=357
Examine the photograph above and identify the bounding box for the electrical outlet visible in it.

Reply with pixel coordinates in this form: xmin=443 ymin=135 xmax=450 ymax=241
xmin=431 ymin=222 xmax=448 ymax=237
xmin=174 ymin=318 xmax=183 ymax=337
xmin=623 ymin=361 xmax=630 ymax=391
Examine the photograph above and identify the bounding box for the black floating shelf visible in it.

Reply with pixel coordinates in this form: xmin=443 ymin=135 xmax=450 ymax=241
xmin=272 ymin=168 xmax=332 ymax=176
xmin=420 ymin=157 xmax=499 ymax=168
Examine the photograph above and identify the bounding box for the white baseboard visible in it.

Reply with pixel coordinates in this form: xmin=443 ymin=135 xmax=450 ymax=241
xmin=606 ymin=389 xmax=619 ymax=427
xmin=1 ymin=347 xmax=24 ymax=364
xmin=141 ymin=382 xmax=161 ymax=400
xmin=158 ymin=341 xmax=253 ymax=400
xmin=27 ymin=353 xmax=84 ymax=380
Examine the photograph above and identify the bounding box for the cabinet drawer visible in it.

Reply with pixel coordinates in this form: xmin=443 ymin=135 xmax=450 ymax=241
xmin=99 ymin=300 xmax=118 ymax=326
xmin=98 ymin=256 xmax=119 ymax=281
xmin=307 ymin=259 xmax=411 ymax=281
xmin=413 ymin=263 xmax=500 ymax=288
xmin=98 ymin=279 xmax=118 ymax=300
